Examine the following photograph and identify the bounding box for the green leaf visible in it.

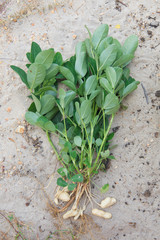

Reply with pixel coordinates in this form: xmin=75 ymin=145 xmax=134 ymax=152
xmin=57 ymin=178 xmax=68 ymax=187
xmin=115 ymin=80 xmax=125 ymax=93
xmin=70 ymin=151 xmax=77 ymax=159
xmin=30 ymin=42 xmax=42 ymax=63
xmin=27 ymin=63 xmax=46 ymax=90
xmin=28 ymin=102 xmax=36 ymax=112
xmin=60 ymin=66 xmax=75 ymax=82
xmin=103 ymin=93 xmax=120 ymax=114
xmin=112 ymin=39 xmax=123 ymax=59
xmin=80 ymin=100 xmax=91 ymax=119
xmin=35 ymin=49 xmax=54 ymax=70
xmin=92 ymin=24 xmax=109 ymax=49
xmin=62 ymin=152 xmax=70 ymax=164
xmin=85 ymin=75 xmax=97 ymax=95
xmin=113 ymin=54 xmax=134 ymax=68
xmin=84 ymin=38 xmax=93 ymax=58
xmin=100 ymin=78 xmax=113 ymax=93
xmin=122 ymin=35 xmax=138 ymax=55
xmin=65 ymin=101 xmax=74 ymax=118
xmin=59 ymin=88 xmax=66 ymax=109
xmin=100 ymin=184 xmax=109 ymax=193
xmin=64 ymin=141 xmax=72 ymax=152
xmin=108 ymin=155 xmax=115 ymax=160
xmin=10 ymin=65 xmax=29 ymax=88
xmin=74 ymin=136 xmax=82 ymax=147
xmin=46 ymin=64 xmax=59 ymax=79
xmin=115 ymin=67 xmax=123 ymax=85
xmin=99 ymin=44 xmax=117 ymax=71
xmin=70 ymin=174 xmax=83 ymax=183
xmin=53 ymin=52 xmax=63 ymax=65
xmin=123 ymin=68 xmax=130 ymax=79
xmin=26 ymin=52 xmax=32 ymax=63
xmin=62 ymin=80 xmax=76 ymax=91
xmin=75 ymin=41 xmax=87 ymax=77
xmin=122 ymin=82 xmax=139 ymax=98
xmin=106 ymin=132 xmax=114 ymax=141
xmin=32 ymin=94 xmax=41 ymax=112
xmin=97 ymin=38 xmax=109 ymax=55
xmin=26 ymin=63 xmax=31 ymax=68
xmin=101 ymin=150 xmax=110 ymax=158
xmin=89 ymin=89 xmax=101 ymax=101
xmin=57 ymin=167 xmax=68 ymax=177
xmin=44 ymin=121 xmax=56 ymax=132
xmin=96 ymin=138 xmax=102 ymax=146
xmin=68 ymin=183 xmax=77 ymax=191
xmin=25 ymin=111 xmax=39 ymax=125
xmin=40 ymin=94 xmax=55 ymax=115
xmin=105 ymin=66 xmax=117 ymax=89
xmin=36 ymin=115 xmax=55 ymax=131
xmin=64 ymin=91 xmax=76 ymax=108
xmin=105 ymin=66 xmax=122 ymax=89
xmin=96 ymin=88 xmax=104 ymax=108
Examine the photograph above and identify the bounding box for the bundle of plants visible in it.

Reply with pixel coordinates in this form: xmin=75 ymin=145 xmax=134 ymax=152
xmin=11 ymin=24 xmax=139 ymax=220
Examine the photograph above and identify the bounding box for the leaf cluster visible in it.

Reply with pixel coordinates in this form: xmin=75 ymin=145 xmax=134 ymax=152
xmin=11 ymin=24 xmax=139 ymax=190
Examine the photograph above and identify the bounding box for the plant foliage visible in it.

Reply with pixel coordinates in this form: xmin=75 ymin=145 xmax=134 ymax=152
xmin=11 ymin=25 xmax=139 ymax=191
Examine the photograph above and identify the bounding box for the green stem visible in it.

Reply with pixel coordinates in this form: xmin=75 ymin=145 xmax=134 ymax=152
xmin=103 ymin=110 xmax=105 ymax=137
xmin=71 ymin=157 xmax=81 ymax=174
xmin=46 ymin=131 xmax=66 ymax=168
xmin=62 ymin=111 xmax=68 ymax=141
xmin=89 ymin=123 xmax=93 ymax=165
xmin=91 ymin=114 xmax=115 ymax=174
xmin=66 ymin=116 xmax=77 ymax=127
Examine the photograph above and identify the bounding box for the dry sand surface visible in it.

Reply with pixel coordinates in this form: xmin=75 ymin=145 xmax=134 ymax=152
xmin=0 ymin=0 xmax=160 ymax=239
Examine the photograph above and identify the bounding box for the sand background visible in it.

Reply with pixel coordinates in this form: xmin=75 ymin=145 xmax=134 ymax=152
xmin=0 ymin=0 xmax=160 ymax=239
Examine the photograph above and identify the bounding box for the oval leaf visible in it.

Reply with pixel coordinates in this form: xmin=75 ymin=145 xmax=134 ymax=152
xmin=68 ymin=183 xmax=77 ymax=191
xmin=27 ymin=63 xmax=46 ymax=90
xmin=10 ymin=65 xmax=29 ymax=88
xmin=113 ymin=54 xmax=134 ymax=68
xmin=35 ymin=49 xmax=54 ymax=70
xmin=122 ymin=82 xmax=138 ymax=98
xmin=85 ymin=75 xmax=97 ymax=95
xmin=44 ymin=121 xmax=56 ymax=132
xmin=32 ymin=94 xmax=41 ymax=112
xmin=122 ymin=35 xmax=138 ymax=55
xmin=57 ymin=178 xmax=68 ymax=187
xmin=30 ymin=42 xmax=42 ymax=63
xmin=100 ymin=78 xmax=113 ymax=93
xmin=46 ymin=64 xmax=59 ymax=79
xmin=64 ymin=91 xmax=76 ymax=108
xmin=57 ymin=168 xmax=68 ymax=177
xmin=97 ymin=38 xmax=109 ymax=55
xmin=92 ymin=24 xmax=109 ymax=49
xmin=75 ymin=41 xmax=87 ymax=77
xmin=40 ymin=94 xmax=55 ymax=115
xmin=70 ymin=174 xmax=83 ymax=183
xmin=60 ymin=66 xmax=75 ymax=82
xmin=80 ymin=100 xmax=92 ymax=119
xmin=105 ymin=66 xmax=117 ymax=89
xmin=25 ymin=111 xmax=39 ymax=125
xmin=99 ymin=44 xmax=117 ymax=71
xmin=103 ymin=93 xmax=120 ymax=114
xmin=74 ymin=136 xmax=82 ymax=147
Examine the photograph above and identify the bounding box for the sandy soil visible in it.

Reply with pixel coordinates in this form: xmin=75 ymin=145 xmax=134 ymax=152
xmin=0 ymin=0 xmax=160 ymax=239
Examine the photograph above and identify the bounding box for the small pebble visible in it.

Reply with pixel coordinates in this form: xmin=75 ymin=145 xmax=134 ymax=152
xmin=15 ymin=126 xmax=25 ymax=134
xmin=149 ymin=21 xmax=159 ymax=28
